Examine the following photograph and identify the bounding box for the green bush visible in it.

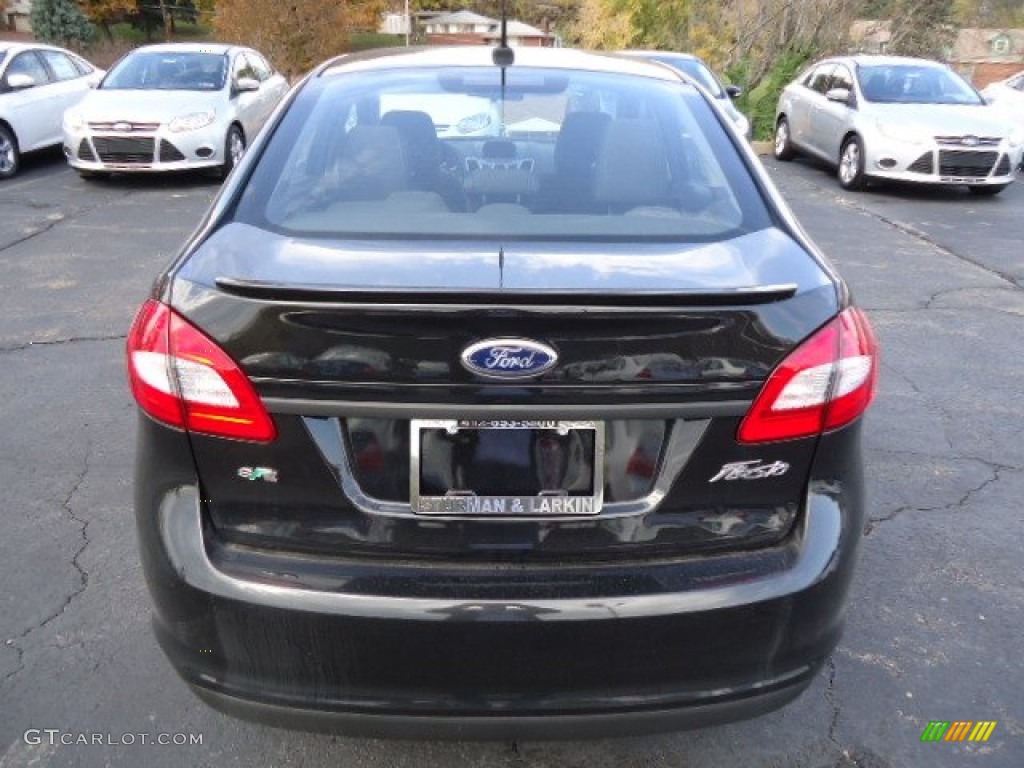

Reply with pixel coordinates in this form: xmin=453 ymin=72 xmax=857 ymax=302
xmin=727 ymin=48 xmax=814 ymax=141
xmin=348 ymin=32 xmax=405 ymax=51
xmin=30 ymin=0 xmax=95 ymax=47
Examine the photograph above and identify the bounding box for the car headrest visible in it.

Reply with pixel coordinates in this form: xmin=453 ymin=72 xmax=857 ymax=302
xmin=554 ymin=111 xmax=611 ymax=175
xmin=593 ymin=120 xmax=671 ymax=208
xmin=339 ymin=125 xmax=407 ymax=199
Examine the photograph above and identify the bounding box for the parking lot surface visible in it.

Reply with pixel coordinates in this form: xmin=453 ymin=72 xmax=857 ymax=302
xmin=1 ymin=150 xmax=1022 ymax=767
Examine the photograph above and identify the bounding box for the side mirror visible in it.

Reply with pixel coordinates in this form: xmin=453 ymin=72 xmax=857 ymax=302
xmin=7 ymin=73 xmax=36 ymax=90
xmin=725 ymin=84 xmax=742 ymax=99
xmin=234 ymin=77 xmax=260 ymax=94
xmin=825 ymin=87 xmax=852 ymax=105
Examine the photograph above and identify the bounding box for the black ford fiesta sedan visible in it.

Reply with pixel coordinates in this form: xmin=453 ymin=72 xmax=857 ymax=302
xmin=127 ymin=46 xmax=878 ymax=739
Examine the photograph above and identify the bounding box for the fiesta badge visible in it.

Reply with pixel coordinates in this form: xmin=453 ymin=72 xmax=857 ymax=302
xmin=461 ymin=338 xmax=558 ymax=379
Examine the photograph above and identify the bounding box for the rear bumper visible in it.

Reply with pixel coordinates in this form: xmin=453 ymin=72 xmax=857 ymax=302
xmin=188 ymin=674 xmax=815 ymax=740
xmin=134 ymin=417 xmax=864 ymax=737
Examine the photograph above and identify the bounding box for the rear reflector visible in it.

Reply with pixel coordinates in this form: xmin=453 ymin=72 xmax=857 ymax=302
xmin=738 ymin=307 xmax=877 ymax=443
xmin=126 ymin=300 xmax=276 ymax=442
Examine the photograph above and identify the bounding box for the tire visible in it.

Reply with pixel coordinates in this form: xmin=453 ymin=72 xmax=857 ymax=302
xmin=773 ymin=117 xmax=796 ymax=161
xmin=220 ymin=125 xmax=245 ymax=179
xmin=838 ymin=135 xmax=867 ymax=191
xmin=966 ymin=184 xmax=1009 ymax=196
xmin=0 ymin=124 xmax=20 ymax=180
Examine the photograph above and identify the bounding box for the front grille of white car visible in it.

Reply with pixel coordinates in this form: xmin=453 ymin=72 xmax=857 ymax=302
xmin=938 ymin=150 xmax=998 ymax=177
xmin=88 ymin=122 xmax=161 ymax=133
xmin=93 ymin=136 xmax=156 ymax=164
xmin=934 ymin=135 xmax=1001 ymax=147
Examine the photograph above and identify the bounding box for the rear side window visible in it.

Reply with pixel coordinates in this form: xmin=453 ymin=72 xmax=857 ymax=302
xmin=235 ymin=67 xmax=773 ymax=242
xmin=40 ymin=50 xmax=82 ymax=81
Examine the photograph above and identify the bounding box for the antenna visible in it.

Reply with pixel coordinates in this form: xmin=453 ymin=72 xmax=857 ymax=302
xmin=492 ymin=0 xmax=514 ymax=67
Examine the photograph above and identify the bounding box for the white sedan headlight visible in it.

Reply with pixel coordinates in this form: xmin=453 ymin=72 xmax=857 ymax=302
xmin=168 ymin=111 xmax=216 ymax=133
xmin=875 ymin=121 xmax=928 ymax=145
xmin=63 ymin=110 xmax=85 ymax=132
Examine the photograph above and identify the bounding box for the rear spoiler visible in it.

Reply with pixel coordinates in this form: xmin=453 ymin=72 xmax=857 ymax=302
xmin=214 ymin=277 xmax=798 ymax=309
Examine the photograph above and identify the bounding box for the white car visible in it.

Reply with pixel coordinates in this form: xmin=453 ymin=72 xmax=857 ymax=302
xmin=0 ymin=43 xmax=103 ymax=179
xmin=982 ymin=70 xmax=1024 ymax=135
xmin=775 ymin=55 xmax=1023 ymax=194
xmin=63 ymin=43 xmax=288 ymax=178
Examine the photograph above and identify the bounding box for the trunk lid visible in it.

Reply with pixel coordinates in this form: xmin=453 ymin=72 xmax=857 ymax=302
xmin=171 ymin=224 xmax=838 ymax=561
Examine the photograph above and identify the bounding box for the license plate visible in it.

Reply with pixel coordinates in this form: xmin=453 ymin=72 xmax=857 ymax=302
xmin=410 ymin=419 xmax=605 ymax=516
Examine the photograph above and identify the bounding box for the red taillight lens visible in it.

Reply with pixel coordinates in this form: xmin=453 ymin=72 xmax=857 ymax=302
xmin=738 ymin=307 xmax=878 ymax=444
xmin=126 ymin=300 xmax=277 ymax=442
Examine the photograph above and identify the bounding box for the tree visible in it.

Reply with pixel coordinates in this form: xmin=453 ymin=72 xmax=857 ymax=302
xmin=213 ymin=0 xmax=385 ymax=77
xmin=868 ymin=0 xmax=956 ymax=57
xmin=78 ymin=0 xmax=136 ymax=41
xmin=567 ymin=0 xmax=733 ymax=68
xmin=30 ymin=0 xmax=96 ymax=47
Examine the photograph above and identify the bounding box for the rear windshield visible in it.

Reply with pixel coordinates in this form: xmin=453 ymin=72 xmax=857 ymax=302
xmin=102 ymin=51 xmax=227 ymax=91
xmin=234 ymin=66 xmax=772 ymax=242
xmin=858 ymin=64 xmax=983 ymax=105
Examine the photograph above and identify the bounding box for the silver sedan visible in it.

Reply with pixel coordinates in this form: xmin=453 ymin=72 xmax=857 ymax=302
xmin=63 ymin=43 xmax=288 ymax=178
xmin=774 ymin=55 xmax=1023 ymax=194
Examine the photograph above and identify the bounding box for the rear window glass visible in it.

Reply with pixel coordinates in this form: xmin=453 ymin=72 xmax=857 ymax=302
xmin=234 ymin=66 xmax=772 ymax=242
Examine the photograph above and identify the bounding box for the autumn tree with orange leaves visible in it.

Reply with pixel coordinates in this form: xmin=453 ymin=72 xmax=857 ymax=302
xmin=213 ymin=0 xmax=385 ymax=77
xmin=78 ymin=0 xmax=136 ymax=40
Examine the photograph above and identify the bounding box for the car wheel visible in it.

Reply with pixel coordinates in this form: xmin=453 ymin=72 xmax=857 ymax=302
xmin=966 ymin=184 xmax=1009 ymax=196
xmin=838 ymin=136 xmax=867 ymax=190
xmin=221 ymin=125 xmax=246 ymax=179
xmin=773 ymin=117 xmax=796 ymax=161
xmin=0 ymin=124 xmax=20 ymax=180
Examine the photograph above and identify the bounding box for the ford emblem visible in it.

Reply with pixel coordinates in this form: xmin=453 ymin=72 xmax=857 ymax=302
xmin=461 ymin=338 xmax=558 ymax=379
xmin=961 ymin=135 xmax=980 ymax=147
xmin=113 ymin=122 xmax=132 ymax=132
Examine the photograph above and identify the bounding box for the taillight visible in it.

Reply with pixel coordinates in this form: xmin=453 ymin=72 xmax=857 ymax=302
xmin=738 ymin=307 xmax=878 ymax=444
xmin=126 ymin=300 xmax=277 ymax=442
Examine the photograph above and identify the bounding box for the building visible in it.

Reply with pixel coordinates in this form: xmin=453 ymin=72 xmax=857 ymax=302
xmin=423 ymin=10 xmax=556 ymax=47
xmin=950 ymin=28 xmax=1024 ymax=88
xmin=4 ymin=0 xmax=32 ymax=33
xmin=849 ymin=19 xmax=893 ymax=54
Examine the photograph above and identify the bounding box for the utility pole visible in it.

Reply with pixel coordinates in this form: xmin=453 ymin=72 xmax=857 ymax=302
xmin=405 ymin=0 xmax=411 ymax=46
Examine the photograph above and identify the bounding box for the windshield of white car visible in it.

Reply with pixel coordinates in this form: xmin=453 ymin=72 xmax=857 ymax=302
xmin=858 ymin=64 xmax=983 ymax=105
xmin=235 ymin=67 xmax=771 ymax=242
xmin=102 ymin=52 xmax=227 ymax=91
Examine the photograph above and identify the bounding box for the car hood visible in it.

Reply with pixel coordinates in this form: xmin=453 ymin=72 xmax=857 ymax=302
xmin=866 ymin=102 xmax=1015 ymax=136
xmin=73 ymin=89 xmax=222 ymax=123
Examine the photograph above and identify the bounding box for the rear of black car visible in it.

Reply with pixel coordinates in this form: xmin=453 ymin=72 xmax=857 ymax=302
xmin=128 ymin=48 xmax=876 ymax=738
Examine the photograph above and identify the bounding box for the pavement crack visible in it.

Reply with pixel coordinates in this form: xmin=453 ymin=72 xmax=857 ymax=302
xmin=881 ymin=361 xmax=955 ymax=450
xmin=0 ymin=333 xmax=127 ymax=354
xmin=864 ymin=463 xmax=1008 ymax=536
xmin=0 ymin=188 xmax=136 ymax=255
xmin=2 ymin=442 xmax=92 ymax=685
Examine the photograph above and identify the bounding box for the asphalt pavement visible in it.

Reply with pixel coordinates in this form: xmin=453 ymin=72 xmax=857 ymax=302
xmin=0 ymin=149 xmax=1021 ymax=767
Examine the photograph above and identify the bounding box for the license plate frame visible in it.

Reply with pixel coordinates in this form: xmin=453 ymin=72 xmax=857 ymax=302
xmin=410 ymin=419 xmax=605 ymax=517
